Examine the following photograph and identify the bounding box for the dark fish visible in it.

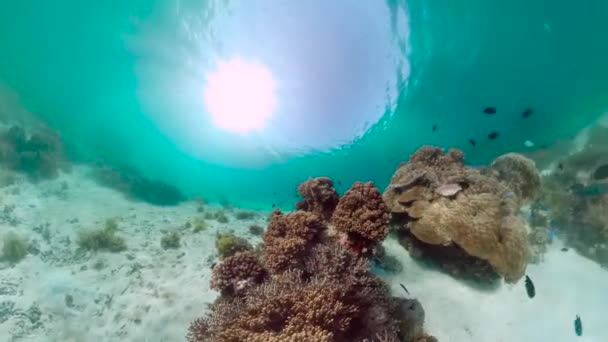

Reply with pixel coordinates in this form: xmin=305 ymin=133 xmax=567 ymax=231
xmin=570 ymin=183 xmax=608 ymax=197
xmin=558 ymin=163 xmax=564 ymax=170
xmin=488 ymin=131 xmax=500 ymax=140
xmin=574 ymin=315 xmax=582 ymax=336
xmin=271 ymin=203 xmax=276 ymax=208
xmin=483 ymin=107 xmax=497 ymax=114
xmin=469 ymin=139 xmax=476 ymax=147
xmin=400 ymin=283 xmax=410 ymax=295
xmin=561 ymin=247 xmax=569 ymax=252
xmin=337 ymin=181 xmax=342 ymax=186
xmin=432 ymin=124 xmax=437 ymax=132
xmin=525 ymin=275 xmax=535 ymax=298
xmin=522 ymin=108 xmax=533 ymax=118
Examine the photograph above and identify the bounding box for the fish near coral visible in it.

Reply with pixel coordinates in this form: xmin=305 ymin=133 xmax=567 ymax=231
xmin=524 ymin=275 xmax=535 ymax=298
xmin=435 ymin=183 xmax=462 ymax=197
xmin=574 ymin=315 xmax=582 ymax=336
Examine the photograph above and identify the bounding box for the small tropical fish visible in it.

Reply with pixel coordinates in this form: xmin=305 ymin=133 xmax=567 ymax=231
xmin=432 ymin=124 xmax=437 ymax=132
xmin=337 ymin=180 xmax=342 ymax=186
xmin=505 ymin=191 xmax=514 ymax=198
xmin=488 ymin=131 xmax=500 ymax=140
xmin=469 ymin=139 xmax=477 ymax=147
xmin=400 ymin=283 xmax=410 ymax=295
xmin=522 ymin=108 xmax=533 ymax=118
xmin=558 ymin=163 xmax=564 ymax=170
xmin=524 ymin=140 xmax=534 ymax=148
xmin=271 ymin=203 xmax=276 ymax=208
xmin=548 ymin=229 xmax=557 ymax=241
xmin=483 ymin=107 xmax=497 ymax=114
xmin=570 ymin=183 xmax=608 ymax=197
xmin=574 ymin=315 xmax=582 ymax=336
xmin=525 ymin=275 xmax=535 ymax=298
xmin=561 ymin=247 xmax=569 ymax=252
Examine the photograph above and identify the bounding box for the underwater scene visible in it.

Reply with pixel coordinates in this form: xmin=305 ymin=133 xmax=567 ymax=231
xmin=1 ymin=0 xmax=608 ymax=341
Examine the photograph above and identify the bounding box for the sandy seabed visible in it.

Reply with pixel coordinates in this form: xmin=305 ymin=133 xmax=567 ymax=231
xmin=0 ymin=166 xmax=606 ymax=342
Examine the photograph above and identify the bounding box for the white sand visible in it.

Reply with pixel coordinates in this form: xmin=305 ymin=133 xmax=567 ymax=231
xmin=0 ymin=166 xmax=606 ymax=341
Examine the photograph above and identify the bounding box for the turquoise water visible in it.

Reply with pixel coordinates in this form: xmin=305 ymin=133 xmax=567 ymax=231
xmin=1 ymin=1 xmax=608 ymax=341
xmin=1 ymin=0 xmax=607 ymax=208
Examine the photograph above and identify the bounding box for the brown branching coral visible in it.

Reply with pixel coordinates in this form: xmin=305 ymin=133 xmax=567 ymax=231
xmin=331 ymin=182 xmax=389 ymax=255
xmin=210 ymin=251 xmax=267 ymax=296
xmin=384 ymin=146 xmax=530 ymax=283
xmin=262 ymin=210 xmax=325 ymax=274
xmin=295 ymin=177 xmax=340 ymax=221
xmin=489 ymin=153 xmax=541 ymax=204
xmin=190 ymin=268 xmax=420 ymax=342
xmin=188 ymin=178 xmax=435 ymax=342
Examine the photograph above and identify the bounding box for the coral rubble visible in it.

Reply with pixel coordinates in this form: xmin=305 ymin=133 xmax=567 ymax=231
xmin=187 ymin=180 xmax=434 ymax=342
xmin=383 ymin=146 xmax=538 ymax=283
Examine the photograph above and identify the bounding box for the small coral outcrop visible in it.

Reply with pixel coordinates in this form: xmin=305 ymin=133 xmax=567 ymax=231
xmin=1 ymin=232 xmax=28 ymax=264
xmin=331 ymin=181 xmax=389 ymax=255
xmin=0 ymin=125 xmax=68 ymax=179
xmin=187 ymin=179 xmax=435 ymax=342
xmin=262 ymin=210 xmax=325 ymax=273
xmin=210 ymin=251 xmax=267 ymax=297
xmin=215 ymin=232 xmax=253 ymax=260
xmin=489 ymin=153 xmax=541 ymax=204
xmin=295 ymin=177 xmax=340 ymax=221
xmin=384 ymin=146 xmax=534 ymax=283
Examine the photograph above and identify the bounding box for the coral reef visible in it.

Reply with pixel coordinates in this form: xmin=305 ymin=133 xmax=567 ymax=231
xmin=537 ymin=124 xmax=608 ymax=266
xmin=383 ymin=146 xmax=535 ymax=283
xmin=331 ymin=181 xmax=389 ymax=255
xmin=187 ymin=179 xmax=434 ymax=342
xmin=91 ymin=164 xmax=185 ymax=206
xmin=262 ymin=210 xmax=325 ymax=274
xmin=0 ymin=125 xmax=68 ymax=180
xmin=1 ymin=232 xmax=28 ymax=264
xmin=215 ymin=232 xmax=253 ymax=260
xmin=210 ymin=251 xmax=267 ymax=297
xmin=295 ymin=177 xmax=340 ymax=221
xmin=161 ymin=232 xmax=181 ymax=250
xmin=489 ymin=153 xmax=541 ymax=204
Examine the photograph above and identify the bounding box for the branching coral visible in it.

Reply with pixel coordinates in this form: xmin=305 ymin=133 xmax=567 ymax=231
xmin=188 ymin=179 xmax=435 ymax=342
xmin=295 ymin=177 xmax=340 ymax=221
xmin=331 ymin=182 xmax=389 ymax=255
xmin=262 ymin=210 xmax=325 ymax=274
xmin=190 ymin=269 xmax=417 ymax=342
xmin=384 ymin=146 xmax=530 ymax=283
xmin=210 ymin=251 xmax=267 ymax=297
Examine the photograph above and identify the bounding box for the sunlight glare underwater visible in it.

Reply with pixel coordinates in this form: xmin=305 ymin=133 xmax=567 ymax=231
xmin=203 ymin=57 xmax=278 ymax=135
xmin=134 ymin=0 xmax=411 ymax=167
